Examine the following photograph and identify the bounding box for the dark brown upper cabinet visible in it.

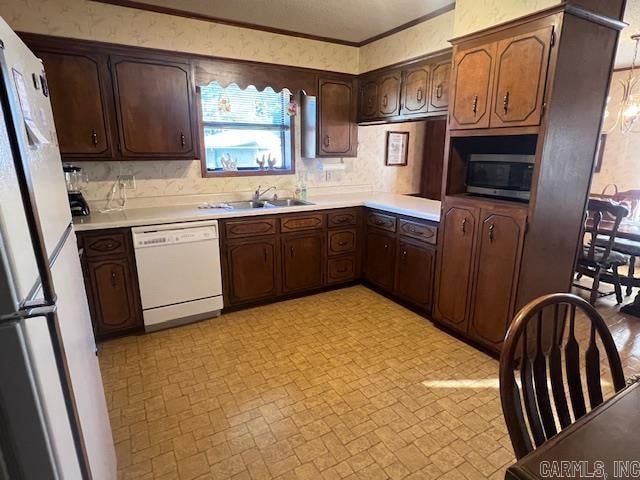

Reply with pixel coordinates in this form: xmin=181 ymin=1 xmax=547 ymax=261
xmin=401 ymin=64 xmax=429 ymax=116
xmin=450 ymin=42 xmax=497 ymax=130
xmin=450 ymin=23 xmax=553 ymax=130
xmin=378 ymin=72 xmax=402 ymax=117
xmin=490 ymin=26 xmax=553 ymax=128
xmin=110 ymin=56 xmax=197 ymax=159
xmin=357 ymin=54 xmax=451 ymax=123
xmin=359 ymin=79 xmax=379 ymax=121
xmin=429 ymin=61 xmax=451 ymax=111
xmin=34 ymin=50 xmax=115 ymax=160
xmin=305 ymin=77 xmax=357 ymax=158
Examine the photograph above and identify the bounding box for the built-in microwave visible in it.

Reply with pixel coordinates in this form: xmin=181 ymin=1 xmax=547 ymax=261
xmin=466 ymin=154 xmax=534 ymax=201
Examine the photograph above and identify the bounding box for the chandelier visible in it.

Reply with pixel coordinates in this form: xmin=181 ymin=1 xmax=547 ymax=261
xmin=604 ymin=34 xmax=640 ymax=134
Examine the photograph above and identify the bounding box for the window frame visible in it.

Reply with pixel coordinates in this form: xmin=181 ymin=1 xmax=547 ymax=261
xmin=197 ymin=85 xmax=296 ymax=178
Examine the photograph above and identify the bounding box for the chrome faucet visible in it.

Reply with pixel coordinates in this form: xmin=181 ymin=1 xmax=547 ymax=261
xmin=253 ymin=185 xmax=278 ymax=201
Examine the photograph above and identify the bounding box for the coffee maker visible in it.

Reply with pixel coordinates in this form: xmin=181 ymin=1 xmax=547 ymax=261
xmin=63 ymin=164 xmax=90 ymax=216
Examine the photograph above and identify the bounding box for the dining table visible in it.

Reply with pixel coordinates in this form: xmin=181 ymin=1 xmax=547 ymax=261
xmin=505 ymin=381 xmax=640 ymax=479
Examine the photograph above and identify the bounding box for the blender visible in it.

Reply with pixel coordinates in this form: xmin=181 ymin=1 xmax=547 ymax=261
xmin=63 ymin=164 xmax=90 ymax=216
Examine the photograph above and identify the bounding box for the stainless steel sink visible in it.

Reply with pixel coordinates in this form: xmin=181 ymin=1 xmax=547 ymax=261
xmin=225 ymin=200 xmax=265 ymax=209
xmin=263 ymin=198 xmax=313 ymax=207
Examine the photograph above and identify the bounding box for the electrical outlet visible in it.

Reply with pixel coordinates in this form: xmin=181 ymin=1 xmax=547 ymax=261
xmin=118 ymin=174 xmax=136 ymax=189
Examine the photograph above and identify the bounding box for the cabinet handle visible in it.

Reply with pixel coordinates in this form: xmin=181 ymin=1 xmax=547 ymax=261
xmin=384 ymin=243 xmax=389 ymax=250
xmin=323 ymin=135 xmax=330 ymax=147
xmin=263 ymin=247 xmax=268 ymax=263
xmin=416 ymin=88 xmax=423 ymax=102
xmin=382 ymin=94 xmax=388 ymax=107
xmin=180 ymin=132 xmax=186 ymax=147
xmin=436 ymin=84 xmax=443 ymax=99
xmin=337 ymin=241 xmax=348 ymax=246
xmin=375 ymin=219 xmax=385 ymax=226
xmin=290 ymin=246 xmax=295 ymax=258
xmin=503 ymin=91 xmax=510 ymax=114
xmin=489 ymin=223 xmax=495 ymax=242
xmin=110 ymin=270 xmax=117 ymax=288
xmin=402 ymin=250 xmax=408 ymax=262
xmin=335 ymin=217 xmax=349 ymax=224
xmin=461 ymin=218 xmax=467 ymax=234
xmin=472 ymin=95 xmax=478 ymax=115
xmin=336 ymin=267 xmax=348 ymax=273
xmin=91 ymin=129 xmax=98 ymax=147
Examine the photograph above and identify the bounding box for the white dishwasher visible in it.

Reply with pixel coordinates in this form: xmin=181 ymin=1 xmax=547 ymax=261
xmin=132 ymin=220 xmax=223 ymax=332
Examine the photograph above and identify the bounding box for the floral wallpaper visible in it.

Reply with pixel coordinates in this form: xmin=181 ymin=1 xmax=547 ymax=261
xmin=591 ymin=70 xmax=640 ymax=195
xmin=359 ymin=10 xmax=454 ymax=73
xmin=78 ymin=121 xmax=428 ymax=205
xmin=453 ymin=0 xmax=560 ymax=37
xmin=0 ymin=0 xmax=359 ymax=73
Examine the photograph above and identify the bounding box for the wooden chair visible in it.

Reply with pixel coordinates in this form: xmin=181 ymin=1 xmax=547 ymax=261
xmin=574 ymin=198 xmax=629 ymax=304
xmin=499 ymin=293 xmax=626 ymax=459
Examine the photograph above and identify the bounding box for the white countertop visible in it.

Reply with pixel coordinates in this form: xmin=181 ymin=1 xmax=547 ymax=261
xmin=73 ymin=192 xmax=442 ymax=231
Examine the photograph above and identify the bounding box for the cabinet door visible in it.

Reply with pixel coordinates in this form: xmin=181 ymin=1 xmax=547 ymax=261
xmin=378 ymin=73 xmax=401 ymax=117
xmin=429 ymin=61 xmax=451 ymax=111
xmin=281 ymin=232 xmax=324 ymax=293
xmin=490 ymin=26 xmax=553 ymax=128
xmin=450 ymin=42 xmax=497 ymax=129
xmin=401 ymin=65 xmax=429 ymax=116
xmin=86 ymin=258 xmax=142 ymax=338
xmin=111 ymin=56 xmax=196 ymax=158
xmin=395 ymin=239 xmax=435 ymax=310
xmin=434 ymin=202 xmax=479 ymax=331
xmin=226 ymin=238 xmax=279 ymax=304
xmin=468 ymin=210 xmax=526 ymax=350
xmin=364 ymin=230 xmax=396 ymax=290
xmin=38 ymin=51 xmax=113 ymax=159
xmin=359 ymin=79 xmax=379 ymax=120
xmin=318 ymin=78 xmax=357 ymax=156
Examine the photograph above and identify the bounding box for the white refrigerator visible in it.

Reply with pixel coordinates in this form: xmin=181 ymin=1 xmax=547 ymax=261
xmin=0 ymin=18 xmax=116 ymax=480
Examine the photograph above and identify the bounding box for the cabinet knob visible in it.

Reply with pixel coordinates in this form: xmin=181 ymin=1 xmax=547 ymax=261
xmin=336 ymin=267 xmax=348 ymax=273
xmin=472 ymin=95 xmax=478 ymax=115
xmin=503 ymin=91 xmax=510 ymax=114
xmin=402 ymin=250 xmax=408 ymax=261
xmin=436 ymin=84 xmax=443 ymax=99
xmin=337 ymin=240 xmax=348 ymax=246
xmin=110 ymin=270 xmax=117 ymax=288
xmin=263 ymin=246 xmax=268 ymax=263
xmin=290 ymin=246 xmax=295 ymax=257
xmin=91 ymin=129 xmax=98 ymax=147
xmin=489 ymin=223 xmax=495 ymax=242
xmin=461 ymin=217 xmax=468 ymax=234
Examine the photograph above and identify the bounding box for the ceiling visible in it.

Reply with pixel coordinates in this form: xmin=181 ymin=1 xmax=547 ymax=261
xmin=616 ymin=0 xmax=640 ymax=68
xmin=102 ymin=0 xmax=455 ymax=45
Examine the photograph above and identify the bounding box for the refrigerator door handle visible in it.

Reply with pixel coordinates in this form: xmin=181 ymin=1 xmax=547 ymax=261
xmin=0 ymin=302 xmax=56 ymax=323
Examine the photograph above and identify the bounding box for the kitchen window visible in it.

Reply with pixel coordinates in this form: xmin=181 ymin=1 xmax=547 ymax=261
xmin=199 ymin=82 xmax=294 ymax=176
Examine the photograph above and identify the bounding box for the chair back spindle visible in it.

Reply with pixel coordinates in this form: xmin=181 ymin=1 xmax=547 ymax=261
xmin=500 ymin=293 xmax=625 ymax=459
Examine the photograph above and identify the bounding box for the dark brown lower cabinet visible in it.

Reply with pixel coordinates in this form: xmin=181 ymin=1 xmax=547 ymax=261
xmin=226 ymin=237 xmax=279 ymax=305
xmin=281 ymin=232 xmax=324 ymax=293
xmin=434 ymin=196 xmax=527 ymax=352
xmin=327 ymin=256 xmax=357 ymax=284
xmin=364 ymin=230 xmax=396 ymax=289
xmin=467 ymin=209 xmax=526 ymax=350
xmin=78 ymin=229 xmax=143 ymax=340
xmin=395 ymin=239 xmax=436 ymax=310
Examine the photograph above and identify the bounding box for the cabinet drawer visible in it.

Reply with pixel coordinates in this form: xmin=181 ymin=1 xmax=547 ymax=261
xmin=83 ymin=231 xmax=128 ymax=259
xmin=398 ymin=219 xmax=437 ymax=245
xmin=280 ymin=213 xmax=325 ymax=233
xmin=225 ymin=218 xmax=277 ymax=239
xmin=328 ymin=209 xmax=358 ymax=228
xmin=328 ymin=229 xmax=356 ymax=256
xmin=327 ymin=256 xmax=356 ymax=284
xmin=366 ymin=211 xmax=396 ymax=232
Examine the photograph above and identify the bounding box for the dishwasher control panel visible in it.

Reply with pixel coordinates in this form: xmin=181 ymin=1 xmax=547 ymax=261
xmin=132 ymin=221 xmax=219 ymax=248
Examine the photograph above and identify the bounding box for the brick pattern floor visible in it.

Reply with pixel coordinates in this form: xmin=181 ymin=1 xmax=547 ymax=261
xmin=99 ymin=285 xmax=640 ymax=480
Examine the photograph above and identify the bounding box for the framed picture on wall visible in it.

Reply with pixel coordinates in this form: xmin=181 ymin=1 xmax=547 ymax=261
xmin=385 ymin=132 xmax=409 ymax=166
xmin=594 ymin=133 xmax=607 ymax=173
